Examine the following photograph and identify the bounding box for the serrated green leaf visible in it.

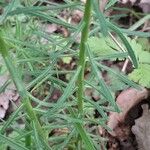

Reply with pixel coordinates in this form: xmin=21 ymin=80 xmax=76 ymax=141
xmin=125 ymin=36 xmax=142 ymax=52
xmin=87 ymin=37 xmax=118 ymax=56
xmin=128 ymin=64 xmax=150 ymax=88
xmin=125 ymin=37 xmax=150 ymax=64
xmin=137 ymin=38 xmax=150 ymax=51
xmin=137 ymin=49 xmax=150 ymax=64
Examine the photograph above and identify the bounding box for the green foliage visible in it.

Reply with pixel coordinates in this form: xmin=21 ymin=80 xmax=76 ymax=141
xmin=87 ymin=35 xmax=150 ymax=90
xmin=137 ymin=38 xmax=150 ymax=52
xmin=129 ymin=64 xmax=150 ymax=88
xmin=125 ymin=36 xmax=150 ymax=63
xmin=87 ymin=36 xmax=118 ymax=56
xmin=0 ymin=144 xmax=7 ymax=150
xmin=137 ymin=49 xmax=150 ymax=64
xmin=0 ymin=34 xmax=8 ymax=57
xmin=125 ymin=37 xmax=150 ymax=88
xmin=125 ymin=36 xmax=142 ymax=53
xmin=0 ymin=0 xmax=149 ymax=149
xmin=107 ymin=69 xmax=129 ymax=92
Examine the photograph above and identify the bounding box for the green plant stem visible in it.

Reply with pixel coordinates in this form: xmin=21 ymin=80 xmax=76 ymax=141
xmin=6 ymin=56 xmax=47 ymax=139
xmin=25 ymin=119 xmax=32 ymax=148
xmin=0 ymin=36 xmax=47 ymax=143
xmin=77 ymin=0 xmax=92 ymax=114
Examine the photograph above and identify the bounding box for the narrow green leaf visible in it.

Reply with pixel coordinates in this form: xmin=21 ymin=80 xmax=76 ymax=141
xmin=129 ymin=15 xmax=150 ymax=31
xmin=105 ymin=0 xmax=117 ymax=10
xmin=83 ymin=97 xmax=107 ymax=119
xmin=94 ymin=52 xmax=128 ymax=60
xmin=92 ymin=0 xmax=108 ymax=36
xmin=0 ymin=104 xmax=24 ymax=134
xmin=121 ymin=29 xmax=150 ymax=38
xmin=107 ymin=21 xmax=138 ymax=68
xmin=69 ymin=107 xmax=96 ymax=150
xmin=0 ymin=134 xmax=29 ymax=150
xmin=32 ymin=122 xmax=43 ymax=150
xmin=8 ymin=10 xmax=76 ymax=30
xmin=8 ymin=2 xmax=80 ymax=14
xmin=47 ymin=113 xmax=83 ymax=124
xmin=14 ymin=131 xmax=32 ymax=141
xmin=0 ymin=0 xmax=15 ymax=23
xmin=56 ymin=129 xmax=76 ymax=150
xmin=46 ymin=66 xmax=81 ymax=115
xmin=86 ymin=44 xmax=120 ymax=112
xmin=26 ymin=66 xmax=53 ymax=90
xmin=31 ymin=11 xmax=76 ymax=30
xmin=95 ymin=62 xmax=141 ymax=89
xmin=0 ymin=33 xmax=47 ymax=142
xmin=28 ymin=92 xmax=52 ymax=107
xmin=0 ymin=80 xmax=11 ymax=94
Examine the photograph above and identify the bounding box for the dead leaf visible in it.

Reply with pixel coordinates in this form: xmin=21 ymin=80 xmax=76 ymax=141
xmin=107 ymin=88 xmax=149 ymax=136
xmin=132 ymin=104 xmax=150 ymax=150
xmin=0 ymin=72 xmax=19 ymax=119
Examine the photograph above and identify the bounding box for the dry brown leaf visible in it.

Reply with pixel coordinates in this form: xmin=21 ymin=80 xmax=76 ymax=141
xmin=132 ymin=104 xmax=150 ymax=150
xmin=0 ymin=72 xmax=18 ymax=119
xmin=107 ymin=88 xmax=149 ymax=136
xmin=0 ymin=92 xmax=9 ymax=119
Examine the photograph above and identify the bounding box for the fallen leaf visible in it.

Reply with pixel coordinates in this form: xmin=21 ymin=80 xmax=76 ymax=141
xmin=107 ymin=88 xmax=149 ymax=136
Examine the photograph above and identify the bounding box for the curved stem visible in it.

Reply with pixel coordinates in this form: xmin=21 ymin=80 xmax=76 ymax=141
xmin=0 ymin=35 xmax=47 ymax=143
